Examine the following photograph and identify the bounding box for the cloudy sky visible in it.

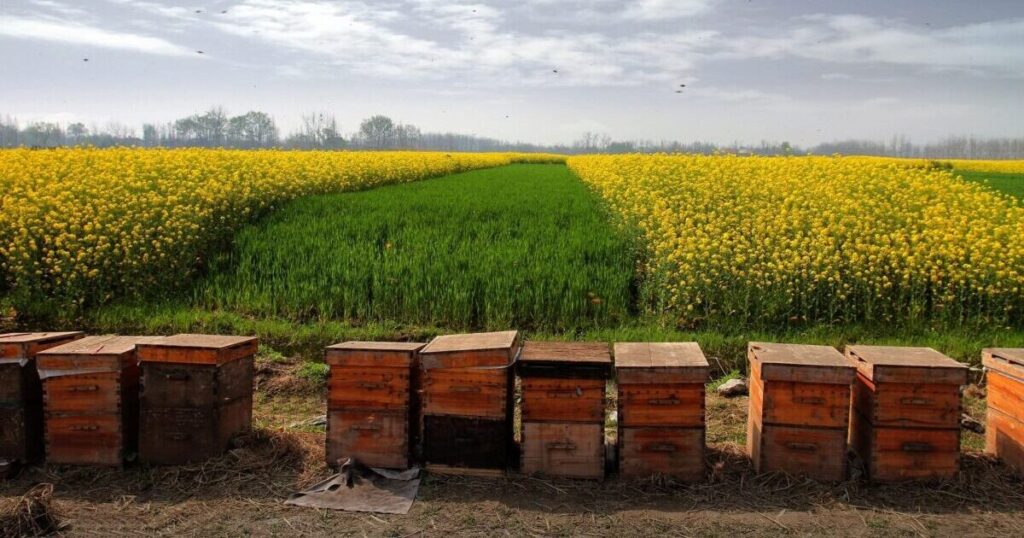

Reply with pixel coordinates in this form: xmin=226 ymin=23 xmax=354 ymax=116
xmin=1 ymin=0 xmax=1022 ymax=145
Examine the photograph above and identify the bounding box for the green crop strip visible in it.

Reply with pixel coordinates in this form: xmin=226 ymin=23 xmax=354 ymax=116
xmin=189 ymin=164 xmax=637 ymax=331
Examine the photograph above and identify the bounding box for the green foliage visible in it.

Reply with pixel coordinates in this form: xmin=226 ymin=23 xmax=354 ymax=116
xmin=708 ymin=370 xmax=742 ymax=390
xmin=957 ymin=170 xmax=1024 ymax=199
xmin=297 ymin=362 xmax=329 ymax=384
xmin=191 ymin=164 xmax=637 ymax=331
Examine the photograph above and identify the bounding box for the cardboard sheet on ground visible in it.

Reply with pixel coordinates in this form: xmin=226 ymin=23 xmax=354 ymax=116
xmin=285 ymin=459 xmax=421 ymax=515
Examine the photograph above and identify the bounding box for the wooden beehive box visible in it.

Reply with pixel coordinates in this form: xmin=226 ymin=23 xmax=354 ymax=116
xmin=0 ymin=332 xmax=83 ymax=467
xmin=136 ymin=334 xmax=258 ymax=465
xmin=846 ymin=345 xmax=967 ymax=482
xmin=982 ymin=348 xmax=1024 ymax=475
xmin=748 ymin=342 xmax=854 ymax=481
xmin=419 ymin=331 xmax=519 ymax=476
xmin=615 ymin=342 xmax=709 ymax=481
xmin=37 ymin=335 xmax=156 ymax=466
xmin=324 ymin=341 xmax=424 ymax=469
xmin=518 ymin=341 xmax=610 ymax=479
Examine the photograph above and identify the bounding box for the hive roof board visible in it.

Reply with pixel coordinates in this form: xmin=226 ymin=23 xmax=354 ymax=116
xmin=419 ymin=331 xmax=519 ymax=369
xmin=0 ymin=332 xmax=84 ymax=344
xmin=520 ymin=342 xmax=611 ymax=365
xmin=613 ymin=342 xmax=709 ymax=384
xmin=38 ymin=335 xmax=157 ymax=356
xmin=325 ymin=341 xmax=425 ymax=367
xmin=846 ymin=345 xmax=968 ymax=385
xmin=136 ymin=334 xmax=258 ymax=365
xmin=0 ymin=332 xmax=85 ymax=360
xmin=983 ymin=348 xmax=1024 ymax=380
xmin=749 ymin=342 xmax=853 ymax=384
xmin=37 ymin=335 xmax=156 ymax=374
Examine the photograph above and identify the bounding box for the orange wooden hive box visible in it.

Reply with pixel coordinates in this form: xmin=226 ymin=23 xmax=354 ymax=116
xmin=419 ymin=331 xmax=519 ymax=477
xmin=846 ymin=345 xmax=967 ymax=482
xmin=324 ymin=341 xmax=424 ymax=469
xmin=136 ymin=334 xmax=258 ymax=465
xmin=615 ymin=342 xmax=709 ymax=481
xmin=37 ymin=335 xmax=156 ymax=466
xmin=518 ymin=341 xmax=610 ymax=480
xmin=0 ymin=332 xmax=84 ymax=469
xmin=748 ymin=342 xmax=854 ymax=481
xmin=982 ymin=348 xmax=1024 ymax=475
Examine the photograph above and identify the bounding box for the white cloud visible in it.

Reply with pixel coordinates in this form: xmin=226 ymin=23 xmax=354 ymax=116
xmin=620 ymin=0 xmax=714 ymax=21
xmin=0 ymin=15 xmax=195 ymax=56
xmin=820 ymin=72 xmax=851 ymax=80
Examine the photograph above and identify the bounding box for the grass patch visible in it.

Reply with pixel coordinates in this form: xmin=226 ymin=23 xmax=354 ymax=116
xmin=957 ymin=169 xmax=1024 ymax=198
xmin=190 ymin=164 xmax=637 ymax=332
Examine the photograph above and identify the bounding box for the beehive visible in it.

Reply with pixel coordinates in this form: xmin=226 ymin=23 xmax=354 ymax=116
xmin=748 ymin=342 xmax=854 ymax=481
xmin=324 ymin=341 xmax=424 ymax=469
xmin=37 ymin=336 xmax=155 ymax=466
xmin=136 ymin=334 xmax=257 ymax=464
xmin=419 ymin=331 xmax=519 ymax=476
xmin=0 ymin=332 xmax=84 ymax=468
xmin=518 ymin=342 xmax=610 ymax=479
xmin=847 ymin=345 xmax=967 ymax=482
xmin=615 ymin=342 xmax=709 ymax=481
xmin=982 ymin=348 xmax=1024 ymax=475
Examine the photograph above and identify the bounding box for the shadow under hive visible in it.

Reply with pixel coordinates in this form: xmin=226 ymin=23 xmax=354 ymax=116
xmin=136 ymin=334 xmax=258 ymax=465
xmin=0 ymin=332 xmax=84 ymax=467
xmin=982 ymin=348 xmax=1024 ymax=475
xmin=748 ymin=342 xmax=855 ymax=482
xmin=419 ymin=331 xmax=519 ymax=477
xmin=518 ymin=341 xmax=610 ymax=480
xmin=37 ymin=336 xmax=157 ymax=466
xmin=615 ymin=342 xmax=709 ymax=481
xmin=847 ymin=345 xmax=968 ymax=482
xmin=324 ymin=341 xmax=424 ymax=469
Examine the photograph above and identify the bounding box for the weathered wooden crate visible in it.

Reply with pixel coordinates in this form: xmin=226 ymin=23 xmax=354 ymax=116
xmin=518 ymin=342 xmax=610 ymax=479
xmin=420 ymin=331 xmax=519 ymax=476
xmin=748 ymin=342 xmax=854 ymax=481
xmin=615 ymin=342 xmax=709 ymax=481
xmin=324 ymin=341 xmax=423 ymax=469
xmin=846 ymin=345 xmax=967 ymax=482
xmin=982 ymin=348 xmax=1024 ymax=475
xmin=136 ymin=334 xmax=257 ymax=465
xmin=0 ymin=332 xmax=83 ymax=466
xmin=37 ymin=335 xmax=155 ymax=466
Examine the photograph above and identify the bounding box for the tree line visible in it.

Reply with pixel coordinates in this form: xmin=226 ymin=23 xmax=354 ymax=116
xmin=1 ymin=109 xmax=1022 ymax=158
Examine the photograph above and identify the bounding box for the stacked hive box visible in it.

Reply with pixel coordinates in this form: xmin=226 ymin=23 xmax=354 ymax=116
xmin=419 ymin=331 xmax=519 ymax=476
xmin=136 ymin=334 xmax=258 ymax=464
xmin=324 ymin=341 xmax=424 ymax=469
xmin=518 ymin=342 xmax=610 ymax=479
xmin=615 ymin=342 xmax=709 ymax=481
xmin=748 ymin=343 xmax=854 ymax=481
xmin=0 ymin=332 xmax=84 ymax=471
xmin=847 ymin=346 xmax=967 ymax=482
xmin=37 ymin=336 xmax=156 ymax=466
xmin=982 ymin=348 xmax=1024 ymax=475
xmin=983 ymin=346 xmax=1024 ymax=471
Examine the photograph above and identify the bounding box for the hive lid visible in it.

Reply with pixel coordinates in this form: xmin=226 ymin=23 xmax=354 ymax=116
xmin=137 ymin=334 xmax=258 ymax=365
xmin=614 ymin=342 xmax=709 ymax=384
xmin=846 ymin=345 xmax=967 ymax=385
xmin=37 ymin=335 xmax=156 ymax=377
xmin=983 ymin=348 xmax=1024 ymax=380
xmin=0 ymin=331 xmax=85 ymax=362
xmin=518 ymin=341 xmax=611 ymax=377
xmin=325 ymin=341 xmax=425 ymax=367
xmin=748 ymin=342 xmax=853 ymax=384
xmin=419 ymin=331 xmax=519 ymax=369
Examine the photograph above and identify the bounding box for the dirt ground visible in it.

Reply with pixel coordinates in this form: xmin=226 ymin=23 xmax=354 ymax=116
xmin=2 ymin=358 xmax=1021 ymax=538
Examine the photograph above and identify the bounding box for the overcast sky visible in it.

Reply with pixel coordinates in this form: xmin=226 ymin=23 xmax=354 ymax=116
xmin=1 ymin=0 xmax=1022 ymax=146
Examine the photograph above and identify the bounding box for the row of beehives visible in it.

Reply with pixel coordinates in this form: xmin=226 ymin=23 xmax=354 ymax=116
xmin=327 ymin=331 xmax=1024 ymax=483
xmin=0 ymin=332 xmax=258 ymax=469
xmin=3 ymin=330 xmax=1024 ymax=484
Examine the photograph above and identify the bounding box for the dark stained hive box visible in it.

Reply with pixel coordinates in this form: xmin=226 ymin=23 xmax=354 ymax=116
xmin=748 ymin=343 xmax=854 ymax=481
xmin=136 ymin=334 xmax=257 ymax=465
xmin=324 ymin=341 xmax=424 ymax=469
xmin=982 ymin=348 xmax=1024 ymax=475
xmin=37 ymin=335 xmax=155 ymax=466
xmin=419 ymin=331 xmax=519 ymax=476
xmin=0 ymin=332 xmax=84 ymax=467
xmin=518 ymin=341 xmax=610 ymax=479
xmin=847 ymin=345 xmax=967 ymax=482
xmin=615 ymin=342 xmax=709 ymax=481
